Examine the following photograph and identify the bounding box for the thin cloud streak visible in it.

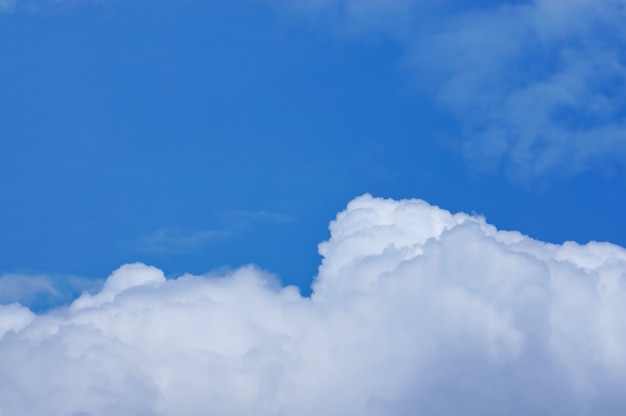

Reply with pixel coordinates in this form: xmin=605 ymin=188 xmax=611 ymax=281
xmin=128 ymin=209 xmax=294 ymax=256
xmin=128 ymin=228 xmax=230 ymax=255
xmin=218 ymin=209 xmax=296 ymax=228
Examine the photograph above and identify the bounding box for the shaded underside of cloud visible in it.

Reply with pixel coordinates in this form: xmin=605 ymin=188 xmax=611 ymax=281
xmin=273 ymin=0 xmax=626 ymax=179
xmin=2 ymin=194 xmax=626 ymax=415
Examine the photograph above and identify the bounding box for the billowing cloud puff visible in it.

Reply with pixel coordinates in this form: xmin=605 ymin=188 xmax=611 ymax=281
xmin=274 ymin=0 xmax=626 ymax=178
xmin=2 ymin=194 xmax=626 ymax=415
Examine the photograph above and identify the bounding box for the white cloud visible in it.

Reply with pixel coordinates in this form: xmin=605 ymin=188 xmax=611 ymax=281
xmin=0 ymin=303 xmax=34 ymax=338
xmin=1 ymin=194 xmax=626 ymax=415
xmin=274 ymin=0 xmax=626 ymax=178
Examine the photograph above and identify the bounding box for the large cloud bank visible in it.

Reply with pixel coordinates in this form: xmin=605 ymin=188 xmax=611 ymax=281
xmin=2 ymin=194 xmax=626 ymax=415
xmin=275 ymin=0 xmax=626 ymax=178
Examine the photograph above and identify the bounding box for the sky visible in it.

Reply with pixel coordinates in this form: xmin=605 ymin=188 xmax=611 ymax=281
xmin=1 ymin=0 xmax=626 ymax=414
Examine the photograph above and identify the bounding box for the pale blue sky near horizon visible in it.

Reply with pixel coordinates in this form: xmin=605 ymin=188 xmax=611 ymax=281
xmin=2 ymin=0 xmax=626 ymax=302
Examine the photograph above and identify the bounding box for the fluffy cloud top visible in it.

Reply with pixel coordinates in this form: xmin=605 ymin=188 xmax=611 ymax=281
xmin=2 ymin=194 xmax=626 ymax=415
xmin=276 ymin=0 xmax=626 ymax=178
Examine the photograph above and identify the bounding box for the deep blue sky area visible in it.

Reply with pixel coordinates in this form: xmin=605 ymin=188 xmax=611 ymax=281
xmin=1 ymin=0 xmax=625 ymax=293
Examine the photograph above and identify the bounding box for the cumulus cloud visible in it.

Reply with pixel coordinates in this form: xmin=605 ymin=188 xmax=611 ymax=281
xmin=274 ymin=0 xmax=626 ymax=178
xmin=1 ymin=194 xmax=626 ymax=415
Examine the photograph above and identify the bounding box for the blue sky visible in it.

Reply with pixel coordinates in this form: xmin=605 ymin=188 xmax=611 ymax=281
xmin=2 ymin=1 xmax=626 ymax=414
xmin=1 ymin=0 xmax=626 ymax=292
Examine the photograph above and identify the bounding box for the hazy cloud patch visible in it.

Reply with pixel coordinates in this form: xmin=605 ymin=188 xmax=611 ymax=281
xmin=218 ymin=209 xmax=296 ymax=228
xmin=0 ymin=273 xmax=100 ymax=312
xmin=128 ymin=227 xmax=229 ymax=255
xmin=274 ymin=0 xmax=626 ymax=179
xmin=0 ymin=0 xmax=15 ymax=12
xmin=410 ymin=0 xmax=626 ymax=179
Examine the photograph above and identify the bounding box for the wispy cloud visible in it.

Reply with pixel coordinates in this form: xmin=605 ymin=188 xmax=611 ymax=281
xmin=128 ymin=210 xmax=294 ymax=255
xmin=8 ymin=0 xmax=623 ymax=178
xmin=0 ymin=273 xmax=99 ymax=311
xmin=0 ymin=0 xmax=15 ymax=12
xmin=410 ymin=0 xmax=626 ymax=179
xmin=218 ymin=209 xmax=296 ymax=228
xmin=2 ymin=194 xmax=626 ymax=414
xmin=275 ymin=0 xmax=626 ymax=179
xmin=128 ymin=228 xmax=229 ymax=255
